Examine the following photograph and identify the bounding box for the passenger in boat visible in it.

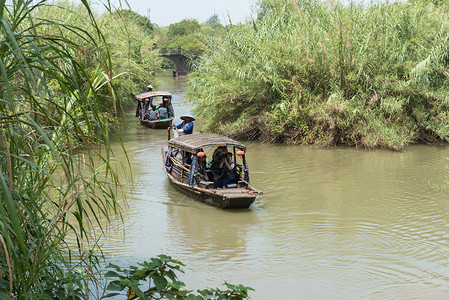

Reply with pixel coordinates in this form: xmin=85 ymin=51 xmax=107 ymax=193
xmin=211 ymin=146 xmax=226 ymax=163
xmin=219 ymin=152 xmax=237 ymax=188
xmin=162 ymin=97 xmax=175 ymax=118
xmin=135 ymin=99 xmax=141 ymax=118
xmin=173 ymin=115 xmax=194 ymax=136
xmin=157 ymin=97 xmax=175 ymax=118
xmin=144 ymin=98 xmax=152 ymax=118
xmin=158 ymin=105 xmax=168 ymax=119
xmin=211 ymin=147 xmax=228 ymax=188
xmin=142 ymin=84 xmax=153 ymax=114
xmin=135 ymin=84 xmax=153 ymax=120
xmin=209 ymin=146 xmax=226 ymax=177
xmin=148 ymin=105 xmax=159 ymax=121
xmin=195 ymin=151 xmax=209 ymax=181
xmin=225 ymin=152 xmax=239 ymax=183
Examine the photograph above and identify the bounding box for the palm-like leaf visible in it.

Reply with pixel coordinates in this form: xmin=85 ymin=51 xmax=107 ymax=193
xmin=0 ymin=0 xmax=126 ymax=297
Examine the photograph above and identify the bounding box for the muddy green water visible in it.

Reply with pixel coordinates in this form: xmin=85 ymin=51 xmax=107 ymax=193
xmin=100 ymin=75 xmax=449 ymax=299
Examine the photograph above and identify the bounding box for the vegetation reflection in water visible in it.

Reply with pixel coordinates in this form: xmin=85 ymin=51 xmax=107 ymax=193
xmin=95 ymin=75 xmax=449 ymax=299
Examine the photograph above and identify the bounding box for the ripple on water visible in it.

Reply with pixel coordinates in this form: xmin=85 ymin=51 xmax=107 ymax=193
xmin=88 ymin=80 xmax=449 ymax=299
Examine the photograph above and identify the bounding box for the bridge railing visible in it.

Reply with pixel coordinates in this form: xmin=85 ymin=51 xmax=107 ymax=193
xmin=157 ymin=45 xmax=200 ymax=58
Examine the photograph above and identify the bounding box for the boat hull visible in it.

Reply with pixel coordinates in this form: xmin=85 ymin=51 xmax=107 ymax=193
xmin=140 ymin=117 xmax=173 ymax=129
xmin=167 ymin=173 xmax=255 ymax=209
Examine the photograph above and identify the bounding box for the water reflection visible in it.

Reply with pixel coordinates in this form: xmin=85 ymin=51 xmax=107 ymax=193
xmin=95 ymin=74 xmax=449 ymax=299
xmin=165 ymin=201 xmax=258 ymax=262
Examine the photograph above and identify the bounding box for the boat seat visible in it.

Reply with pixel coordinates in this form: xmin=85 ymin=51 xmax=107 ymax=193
xmin=227 ymin=183 xmax=237 ymax=188
xmin=198 ymin=179 xmax=214 ymax=189
xmin=238 ymin=180 xmax=248 ymax=188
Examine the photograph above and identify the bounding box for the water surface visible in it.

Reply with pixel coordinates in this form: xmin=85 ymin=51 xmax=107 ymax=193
xmin=100 ymin=75 xmax=449 ymax=299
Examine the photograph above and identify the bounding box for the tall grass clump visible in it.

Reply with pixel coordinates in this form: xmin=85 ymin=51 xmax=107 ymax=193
xmin=37 ymin=1 xmax=161 ymax=109
xmin=97 ymin=9 xmax=161 ymax=105
xmin=0 ymin=0 xmax=125 ymax=298
xmin=188 ymin=0 xmax=449 ymax=150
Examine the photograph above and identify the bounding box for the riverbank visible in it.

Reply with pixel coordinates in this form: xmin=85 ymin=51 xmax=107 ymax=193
xmin=187 ymin=0 xmax=449 ymax=151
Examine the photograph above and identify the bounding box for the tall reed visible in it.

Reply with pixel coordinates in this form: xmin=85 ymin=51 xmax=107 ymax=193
xmin=36 ymin=2 xmax=161 ymax=109
xmin=188 ymin=0 xmax=449 ymax=150
xmin=0 ymin=0 xmax=125 ymax=298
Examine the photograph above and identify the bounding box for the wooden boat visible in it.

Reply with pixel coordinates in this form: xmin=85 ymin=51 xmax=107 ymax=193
xmin=135 ymin=91 xmax=175 ymax=129
xmin=161 ymin=133 xmax=262 ymax=209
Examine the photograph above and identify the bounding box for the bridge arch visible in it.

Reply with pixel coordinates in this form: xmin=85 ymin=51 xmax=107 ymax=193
xmin=159 ymin=46 xmax=196 ymax=76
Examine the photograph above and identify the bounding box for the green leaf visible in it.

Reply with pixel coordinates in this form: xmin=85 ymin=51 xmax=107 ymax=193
xmin=185 ymin=294 xmax=203 ymax=300
xmin=104 ymin=271 xmax=120 ymax=278
xmin=107 ymin=263 xmax=122 ymax=272
xmin=148 ymin=258 xmax=163 ymax=268
xmin=171 ymin=280 xmax=186 ymax=289
xmin=0 ymin=278 xmax=9 ymax=289
xmin=165 ymin=270 xmax=178 ymax=282
xmin=106 ymin=280 xmax=125 ymax=291
xmin=152 ymin=274 xmax=168 ymax=291
xmin=158 ymin=254 xmax=171 ymax=261
xmin=133 ymin=269 xmax=148 ymax=279
xmin=129 ymin=282 xmax=149 ymax=300
xmin=100 ymin=292 xmax=120 ymax=299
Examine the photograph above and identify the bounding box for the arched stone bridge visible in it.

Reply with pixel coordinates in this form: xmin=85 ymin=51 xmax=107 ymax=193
xmin=159 ymin=46 xmax=196 ymax=76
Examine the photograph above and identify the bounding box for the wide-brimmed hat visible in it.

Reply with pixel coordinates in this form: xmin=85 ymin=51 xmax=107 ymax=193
xmin=147 ymin=84 xmax=153 ymax=89
xmin=180 ymin=115 xmax=195 ymax=121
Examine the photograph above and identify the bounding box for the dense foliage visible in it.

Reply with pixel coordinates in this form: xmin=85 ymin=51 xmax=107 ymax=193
xmin=37 ymin=3 xmax=160 ymax=108
xmin=156 ymin=15 xmax=226 ymax=59
xmin=0 ymin=0 xmax=124 ymax=298
xmin=188 ymin=0 xmax=449 ymax=150
xmin=117 ymin=9 xmax=155 ymax=36
xmin=104 ymin=255 xmax=253 ymax=299
xmin=99 ymin=9 xmax=161 ymax=102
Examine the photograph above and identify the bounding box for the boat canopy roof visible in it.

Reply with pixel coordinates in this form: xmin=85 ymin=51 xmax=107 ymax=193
xmin=135 ymin=91 xmax=172 ymax=101
xmin=168 ymin=133 xmax=246 ymax=152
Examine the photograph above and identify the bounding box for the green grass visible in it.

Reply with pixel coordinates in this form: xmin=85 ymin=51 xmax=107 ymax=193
xmin=188 ymin=0 xmax=449 ymax=150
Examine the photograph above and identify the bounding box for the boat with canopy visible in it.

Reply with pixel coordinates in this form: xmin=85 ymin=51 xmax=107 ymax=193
xmin=135 ymin=91 xmax=175 ymax=129
xmin=161 ymin=133 xmax=262 ymax=209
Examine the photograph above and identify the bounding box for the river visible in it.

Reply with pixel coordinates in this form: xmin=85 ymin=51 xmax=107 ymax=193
xmin=100 ymin=74 xmax=449 ymax=299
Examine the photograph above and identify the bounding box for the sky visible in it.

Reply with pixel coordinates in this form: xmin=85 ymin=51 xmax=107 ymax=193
xmin=92 ymin=0 xmax=256 ymax=27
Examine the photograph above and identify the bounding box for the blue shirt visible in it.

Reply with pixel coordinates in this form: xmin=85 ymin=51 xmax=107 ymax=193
xmin=176 ymin=121 xmax=194 ymax=135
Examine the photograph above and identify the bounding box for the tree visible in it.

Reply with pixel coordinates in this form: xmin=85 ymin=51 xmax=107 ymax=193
xmin=116 ymin=9 xmax=154 ymax=36
xmin=206 ymin=14 xmax=223 ymax=30
xmin=167 ymin=18 xmax=201 ymax=39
